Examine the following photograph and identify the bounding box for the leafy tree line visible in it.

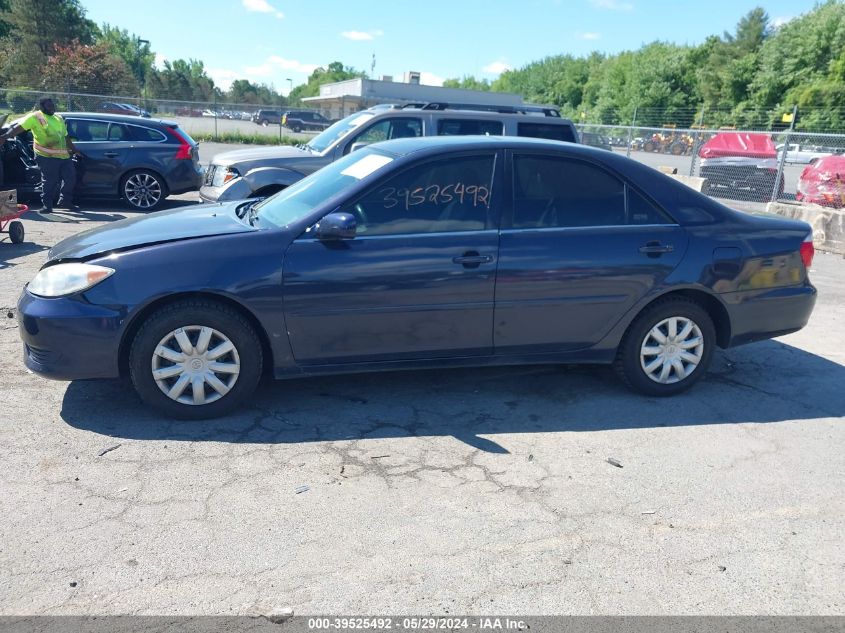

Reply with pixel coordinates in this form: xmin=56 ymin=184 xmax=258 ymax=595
xmin=446 ymin=2 xmax=845 ymax=131
xmin=0 ymin=0 xmax=363 ymax=110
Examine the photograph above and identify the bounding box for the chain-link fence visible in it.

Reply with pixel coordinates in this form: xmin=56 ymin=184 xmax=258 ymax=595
xmin=576 ymin=122 xmax=845 ymax=210
xmin=4 ymin=85 xmax=845 ymax=210
xmin=0 ymin=87 xmax=339 ymax=142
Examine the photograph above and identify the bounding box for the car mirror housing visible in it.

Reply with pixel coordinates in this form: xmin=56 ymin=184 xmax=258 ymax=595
xmin=315 ymin=212 xmax=357 ymax=240
xmin=350 ymin=142 xmax=371 ymax=153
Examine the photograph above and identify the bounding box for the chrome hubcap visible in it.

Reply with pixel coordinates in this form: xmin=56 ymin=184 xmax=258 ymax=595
xmin=125 ymin=173 xmax=162 ymax=209
xmin=151 ymin=326 xmax=240 ymax=406
xmin=640 ymin=316 xmax=704 ymax=384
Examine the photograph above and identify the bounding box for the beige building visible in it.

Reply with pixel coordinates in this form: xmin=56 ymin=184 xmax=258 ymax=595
xmin=302 ymin=74 xmax=525 ymax=119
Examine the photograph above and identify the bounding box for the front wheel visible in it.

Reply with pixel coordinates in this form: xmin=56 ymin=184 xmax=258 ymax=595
xmin=614 ymin=297 xmax=715 ymax=397
xmin=122 ymin=170 xmax=167 ymax=210
xmin=129 ymin=299 xmax=263 ymax=419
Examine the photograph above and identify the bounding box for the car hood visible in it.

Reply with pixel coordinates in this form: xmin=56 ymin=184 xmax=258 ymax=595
xmin=48 ymin=202 xmax=255 ymax=261
xmin=212 ymin=145 xmax=312 ymax=167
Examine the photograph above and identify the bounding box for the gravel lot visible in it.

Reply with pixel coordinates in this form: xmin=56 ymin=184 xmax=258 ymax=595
xmin=0 ymin=170 xmax=843 ymax=615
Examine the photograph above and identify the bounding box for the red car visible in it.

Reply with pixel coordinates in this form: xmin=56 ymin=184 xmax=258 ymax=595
xmin=698 ymin=132 xmax=784 ymax=200
xmin=796 ymin=155 xmax=845 ymax=207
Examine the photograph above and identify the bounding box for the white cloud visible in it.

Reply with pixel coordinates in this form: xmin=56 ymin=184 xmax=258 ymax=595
xmin=482 ymin=61 xmax=512 ymax=74
xmin=420 ymin=71 xmax=445 ymax=87
xmin=242 ymin=0 xmax=284 ymax=19
xmin=589 ymin=0 xmax=633 ymax=11
xmin=341 ymin=29 xmax=383 ymax=41
xmin=578 ymin=32 xmax=601 ymax=40
xmin=772 ymin=16 xmax=792 ymax=28
xmin=207 ymin=68 xmax=240 ymax=90
xmin=245 ymin=55 xmax=319 ymax=76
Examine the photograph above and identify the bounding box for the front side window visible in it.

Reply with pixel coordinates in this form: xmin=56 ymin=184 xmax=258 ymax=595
xmin=66 ymin=119 xmax=109 ymax=142
xmin=344 ymin=118 xmax=423 ymax=154
xmin=307 ymin=111 xmax=376 ymax=154
xmin=512 ymin=155 xmax=671 ymax=228
xmin=350 ymin=154 xmax=496 ymax=236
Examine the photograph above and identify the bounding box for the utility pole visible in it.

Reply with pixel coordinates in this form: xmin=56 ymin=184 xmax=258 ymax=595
xmin=771 ymin=105 xmax=797 ymax=202
xmin=626 ymin=106 xmax=638 ymax=159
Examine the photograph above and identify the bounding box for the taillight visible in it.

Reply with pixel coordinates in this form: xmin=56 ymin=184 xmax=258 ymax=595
xmin=168 ymin=126 xmax=194 ymax=160
xmin=799 ymin=233 xmax=815 ymax=269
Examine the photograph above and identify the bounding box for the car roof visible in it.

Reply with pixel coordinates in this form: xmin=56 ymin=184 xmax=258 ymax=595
xmin=370 ymin=134 xmax=588 ymax=157
xmin=62 ymin=112 xmax=177 ymax=126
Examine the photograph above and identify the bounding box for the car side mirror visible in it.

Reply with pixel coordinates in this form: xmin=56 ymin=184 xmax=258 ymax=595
xmin=315 ymin=212 xmax=357 ymax=240
xmin=350 ymin=141 xmax=370 ymax=153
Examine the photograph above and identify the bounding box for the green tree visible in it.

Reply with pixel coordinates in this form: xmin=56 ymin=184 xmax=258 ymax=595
xmin=147 ymin=59 xmax=217 ymax=102
xmin=0 ymin=0 xmax=98 ymax=86
xmin=40 ymin=42 xmax=137 ymax=108
xmin=97 ymin=24 xmax=154 ymax=92
xmin=289 ymin=61 xmax=365 ymax=101
xmin=227 ymin=79 xmax=283 ymax=105
xmin=443 ymin=75 xmax=491 ymax=91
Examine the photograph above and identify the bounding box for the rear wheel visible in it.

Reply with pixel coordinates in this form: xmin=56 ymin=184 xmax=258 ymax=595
xmin=614 ymin=297 xmax=715 ymax=397
xmin=122 ymin=170 xmax=167 ymax=211
xmin=129 ymin=299 xmax=263 ymax=419
xmin=291 ymin=123 xmax=302 ymax=133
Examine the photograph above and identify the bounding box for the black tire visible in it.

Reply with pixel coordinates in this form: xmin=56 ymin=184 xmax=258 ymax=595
xmin=643 ymin=141 xmax=656 ymax=152
xmin=613 ymin=297 xmax=715 ymax=397
xmin=291 ymin=123 xmax=302 ymax=133
xmin=121 ymin=170 xmax=168 ymax=211
xmin=9 ymin=220 xmax=24 ymax=243
xmin=129 ymin=299 xmax=263 ymax=420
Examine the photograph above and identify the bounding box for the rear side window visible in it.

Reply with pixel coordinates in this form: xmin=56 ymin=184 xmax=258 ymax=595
xmin=129 ymin=126 xmax=167 ymax=142
xmin=518 ymin=122 xmax=576 ymax=143
xmin=107 ymin=123 xmax=129 ymax=141
xmin=512 ymin=155 xmax=672 ymax=228
xmin=437 ymin=119 xmax=504 ymax=136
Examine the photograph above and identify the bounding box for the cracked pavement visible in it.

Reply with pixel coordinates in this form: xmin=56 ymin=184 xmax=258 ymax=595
xmin=1 ymin=196 xmax=843 ymax=615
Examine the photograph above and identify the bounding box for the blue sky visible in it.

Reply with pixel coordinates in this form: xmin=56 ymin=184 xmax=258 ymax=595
xmin=83 ymin=0 xmax=818 ymax=94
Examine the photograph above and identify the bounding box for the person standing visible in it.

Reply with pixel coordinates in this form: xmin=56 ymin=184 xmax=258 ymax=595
xmin=0 ymin=97 xmax=81 ymax=214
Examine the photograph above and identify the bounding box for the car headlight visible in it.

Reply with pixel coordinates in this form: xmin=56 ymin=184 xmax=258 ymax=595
xmin=28 ymin=263 xmax=115 ymax=298
xmin=211 ymin=166 xmax=239 ymax=187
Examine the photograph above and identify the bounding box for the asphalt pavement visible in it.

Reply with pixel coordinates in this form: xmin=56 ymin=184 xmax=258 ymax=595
xmin=0 ymin=194 xmax=843 ymax=615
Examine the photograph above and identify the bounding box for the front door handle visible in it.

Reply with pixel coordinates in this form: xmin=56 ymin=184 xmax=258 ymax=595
xmin=103 ymin=152 xmax=119 ymax=158
xmin=639 ymin=242 xmax=674 ymax=256
xmin=453 ymin=251 xmax=493 ymax=268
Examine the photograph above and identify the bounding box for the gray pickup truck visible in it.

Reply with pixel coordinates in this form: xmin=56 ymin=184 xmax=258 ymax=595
xmin=200 ymin=102 xmax=579 ymax=203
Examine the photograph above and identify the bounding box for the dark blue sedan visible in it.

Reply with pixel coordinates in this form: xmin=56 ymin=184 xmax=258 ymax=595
xmin=18 ymin=136 xmax=817 ymax=419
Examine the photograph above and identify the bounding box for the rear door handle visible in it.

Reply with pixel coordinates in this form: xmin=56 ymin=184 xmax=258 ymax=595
xmin=639 ymin=242 xmax=674 ymax=255
xmin=104 ymin=152 xmax=119 ymax=157
xmin=453 ymin=251 xmax=494 ymax=267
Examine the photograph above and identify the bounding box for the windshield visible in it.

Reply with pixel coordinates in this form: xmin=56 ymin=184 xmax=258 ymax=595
xmin=255 ymin=147 xmax=395 ymax=227
xmin=306 ymin=111 xmax=376 ymax=153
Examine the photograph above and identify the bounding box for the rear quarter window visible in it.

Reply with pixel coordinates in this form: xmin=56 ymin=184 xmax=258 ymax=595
xmin=129 ymin=126 xmax=167 ymax=142
xmin=518 ymin=122 xmax=577 ymax=143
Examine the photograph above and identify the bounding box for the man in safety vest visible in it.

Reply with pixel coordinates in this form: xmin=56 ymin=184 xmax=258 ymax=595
xmin=0 ymin=97 xmax=82 ymax=214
